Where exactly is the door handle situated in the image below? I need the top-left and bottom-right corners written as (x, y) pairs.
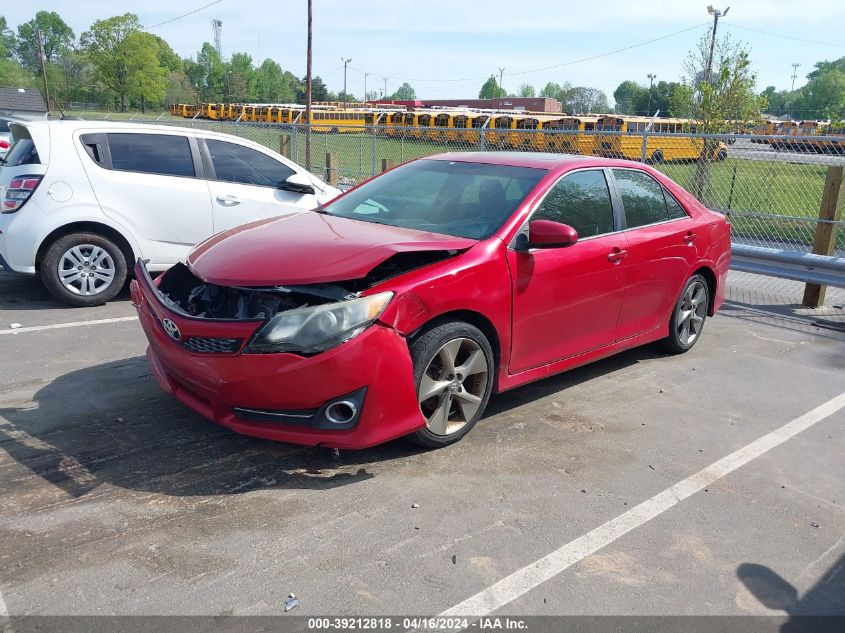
top-left (684, 231), bottom-right (697, 244)
top-left (216, 195), bottom-right (241, 206)
top-left (607, 248), bottom-right (628, 263)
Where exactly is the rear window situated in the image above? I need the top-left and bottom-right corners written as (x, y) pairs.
top-left (0, 119), bottom-right (10, 133)
top-left (3, 138), bottom-right (40, 166)
top-left (106, 133), bottom-right (195, 178)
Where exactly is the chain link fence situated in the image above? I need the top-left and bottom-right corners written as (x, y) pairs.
top-left (76, 113), bottom-right (845, 307)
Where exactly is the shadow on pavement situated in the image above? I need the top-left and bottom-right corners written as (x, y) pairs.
top-left (738, 555), bottom-right (845, 630)
top-left (0, 344), bottom-right (655, 500)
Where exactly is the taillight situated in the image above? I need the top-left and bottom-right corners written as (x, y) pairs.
top-left (0, 139), bottom-right (9, 150)
top-left (3, 175), bottom-right (43, 213)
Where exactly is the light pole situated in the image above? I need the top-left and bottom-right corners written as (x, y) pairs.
top-left (705, 6), bottom-right (730, 86)
top-left (383, 76), bottom-right (388, 100)
top-left (498, 67), bottom-right (505, 99)
top-left (646, 73), bottom-right (656, 116)
top-left (341, 57), bottom-right (352, 106)
top-left (364, 72), bottom-right (369, 104)
top-left (305, 0), bottom-right (313, 171)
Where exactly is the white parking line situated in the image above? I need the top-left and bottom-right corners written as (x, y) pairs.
top-left (441, 391), bottom-right (845, 617)
top-left (0, 316), bottom-right (137, 336)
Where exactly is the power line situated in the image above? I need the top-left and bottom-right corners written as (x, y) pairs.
top-left (145, 0), bottom-right (224, 30)
top-left (722, 22), bottom-right (845, 49)
top-left (346, 22), bottom-right (708, 84)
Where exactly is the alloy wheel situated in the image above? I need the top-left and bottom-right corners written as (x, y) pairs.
top-left (677, 280), bottom-right (707, 346)
top-left (57, 244), bottom-right (116, 296)
top-left (418, 337), bottom-right (489, 437)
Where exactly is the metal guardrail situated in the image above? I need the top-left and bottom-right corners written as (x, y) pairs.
top-left (731, 244), bottom-right (845, 288)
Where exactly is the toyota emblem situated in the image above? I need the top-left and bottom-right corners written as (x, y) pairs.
top-left (161, 318), bottom-right (181, 341)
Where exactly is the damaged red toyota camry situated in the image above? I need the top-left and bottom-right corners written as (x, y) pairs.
top-left (131, 152), bottom-right (730, 449)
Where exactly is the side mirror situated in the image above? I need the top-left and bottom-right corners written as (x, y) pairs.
top-left (279, 172), bottom-right (316, 195)
top-left (527, 220), bottom-right (578, 248)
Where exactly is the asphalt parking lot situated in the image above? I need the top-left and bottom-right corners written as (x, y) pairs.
top-left (0, 269), bottom-right (843, 624)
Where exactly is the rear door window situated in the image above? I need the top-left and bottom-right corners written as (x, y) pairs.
top-left (3, 139), bottom-right (40, 166)
top-left (613, 169), bottom-right (672, 228)
top-left (106, 133), bottom-right (195, 177)
top-left (205, 139), bottom-right (295, 187)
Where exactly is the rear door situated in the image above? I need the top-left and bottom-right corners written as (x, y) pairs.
top-left (611, 168), bottom-right (705, 340)
top-left (78, 130), bottom-right (214, 266)
top-left (200, 138), bottom-right (320, 233)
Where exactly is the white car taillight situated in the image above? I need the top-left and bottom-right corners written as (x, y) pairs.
top-left (0, 139), bottom-right (9, 150)
top-left (3, 175), bottom-right (43, 213)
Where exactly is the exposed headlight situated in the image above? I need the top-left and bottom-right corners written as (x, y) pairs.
top-left (246, 291), bottom-right (393, 354)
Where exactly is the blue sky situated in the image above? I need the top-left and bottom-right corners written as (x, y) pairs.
top-left (4, 0), bottom-right (845, 102)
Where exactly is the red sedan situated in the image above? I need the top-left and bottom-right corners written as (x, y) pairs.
top-left (131, 153), bottom-right (730, 449)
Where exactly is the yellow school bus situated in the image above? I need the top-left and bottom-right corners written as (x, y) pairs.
top-left (309, 109), bottom-right (368, 132)
top-left (484, 115), bottom-right (515, 147)
top-left (432, 111), bottom-right (459, 143)
top-left (384, 112), bottom-right (406, 137)
top-left (596, 116), bottom-right (727, 162)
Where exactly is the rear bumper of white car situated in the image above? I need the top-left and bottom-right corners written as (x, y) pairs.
top-left (0, 207), bottom-right (39, 274)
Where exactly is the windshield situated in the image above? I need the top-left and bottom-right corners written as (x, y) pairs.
top-left (322, 159), bottom-right (547, 239)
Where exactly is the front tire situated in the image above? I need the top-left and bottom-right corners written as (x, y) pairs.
top-left (661, 274), bottom-right (709, 354)
top-left (409, 320), bottom-right (495, 448)
top-left (41, 232), bottom-right (127, 307)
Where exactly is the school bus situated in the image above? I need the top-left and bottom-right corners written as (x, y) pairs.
top-left (384, 112), bottom-right (406, 137)
top-left (539, 116), bottom-right (600, 154)
top-left (432, 111), bottom-right (460, 143)
top-left (309, 109), bottom-right (369, 132)
top-left (484, 115), bottom-right (515, 147)
top-left (596, 116), bottom-right (728, 162)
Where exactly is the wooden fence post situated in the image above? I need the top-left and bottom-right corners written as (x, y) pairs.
top-left (381, 159), bottom-right (397, 173)
top-left (802, 165), bottom-right (844, 308)
top-left (279, 134), bottom-right (291, 158)
top-left (325, 152), bottom-right (338, 186)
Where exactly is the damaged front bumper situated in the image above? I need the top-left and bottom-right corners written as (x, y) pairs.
top-left (130, 261), bottom-right (426, 449)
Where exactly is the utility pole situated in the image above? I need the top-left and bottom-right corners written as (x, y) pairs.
top-left (305, 0), bottom-right (313, 171)
top-left (364, 72), bottom-right (369, 104)
top-left (790, 62), bottom-right (800, 92)
top-left (383, 76), bottom-right (388, 100)
top-left (647, 73), bottom-right (656, 116)
top-left (37, 29), bottom-right (50, 112)
top-left (704, 6), bottom-right (729, 86)
top-left (498, 67), bottom-right (505, 99)
top-left (341, 58), bottom-right (352, 107)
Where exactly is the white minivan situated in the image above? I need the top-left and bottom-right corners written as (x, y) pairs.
top-left (0, 120), bottom-right (342, 306)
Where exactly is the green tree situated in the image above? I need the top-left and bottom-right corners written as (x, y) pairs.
top-left (668, 83), bottom-right (694, 118)
top-left (255, 58), bottom-right (294, 102)
top-left (227, 52), bottom-right (256, 101)
top-left (125, 32), bottom-right (167, 112)
top-left (297, 75), bottom-right (329, 103)
top-left (539, 82), bottom-right (561, 99)
top-left (15, 11), bottom-right (74, 69)
top-left (479, 75), bottom-right (505, 99)
top-left (0, 58), bottom-right (37, 88)
top-left (152, 35), bottom-right (182, 73)
top-left (195, 42), bottom-right (226, 102)
top-left (0, 16), bottom-right (17, 60)
top-left (391, 82), bottom-right (416, 100)
top-left (613, 80), bottom-right (645, 114)
top-left (80, 13), bottom-right (161, 111)
top-left (806, 56), bottom-right (845, 81)
top-left (799, 69), bottom-right (845, 119)
top-left (518, 83), bottom-right (536, 97)
top-left (682, 32), bottom-right (764, 201)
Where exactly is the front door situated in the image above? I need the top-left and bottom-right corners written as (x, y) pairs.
top-left (507, 169), bottom-right (628, 374)
top-left (202, 139), bottom-right (321, 233)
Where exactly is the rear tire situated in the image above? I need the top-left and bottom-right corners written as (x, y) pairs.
top-left (660, 274), bottom-right (709, 354)
top-left (408, 320), bottom-right (495, 449)
top-left (40, 232), bottom-right (127, 307)
top-left (650, 149), bottom-right (665, 164)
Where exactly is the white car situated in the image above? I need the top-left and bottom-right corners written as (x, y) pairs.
top-left (0, 120), bottom-right (342, 306)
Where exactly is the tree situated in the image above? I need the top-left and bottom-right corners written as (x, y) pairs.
top-left (806, 56), bottom-right (845, 82)
top-left (227, 52), bottom-right (256, 101)
top-left (613, 80), bottom-right (645, 114)
top-left (518, 83), bottom-right (536, 97)
top-left (0, 17), bottom-right (16, 60)
top-left (255, 58), bottom-right (295, 102)
top-left (681, 31), bottom-right (764, 201)
top-left (80, 13), bottom-right (159, 111)
top-left (15, 11), bottom-right (74, 69)
top-left (0, 59), bottom-right (37, 89)
top-left (391, 82), bottom-right (416, 100)
top-left (152, 35), bottom-right (182, 73)
top-left (195, 42), bottom-right (226, 102)
top-left (567, 86), bottom-right (608, 113)
top-left (799, 69), bottom-right (845, 119)
top-left (539, 82), bottom-right (562, 99)
top-left (479, 75), bottom-right (505, 99)
top-left (125, 32), bottom-right (167, 112)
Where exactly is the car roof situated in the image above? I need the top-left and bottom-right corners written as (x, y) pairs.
top-left (17, 119), bottom-right (210, 137)
top-left (424, 151), bottom-right (606, 170)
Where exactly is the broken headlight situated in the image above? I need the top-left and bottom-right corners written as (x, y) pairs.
top-left (245, 291), bottom-right (393, 354)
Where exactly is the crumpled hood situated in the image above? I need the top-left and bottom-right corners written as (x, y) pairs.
top-left (187, 211), bottom-right (477, 286)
